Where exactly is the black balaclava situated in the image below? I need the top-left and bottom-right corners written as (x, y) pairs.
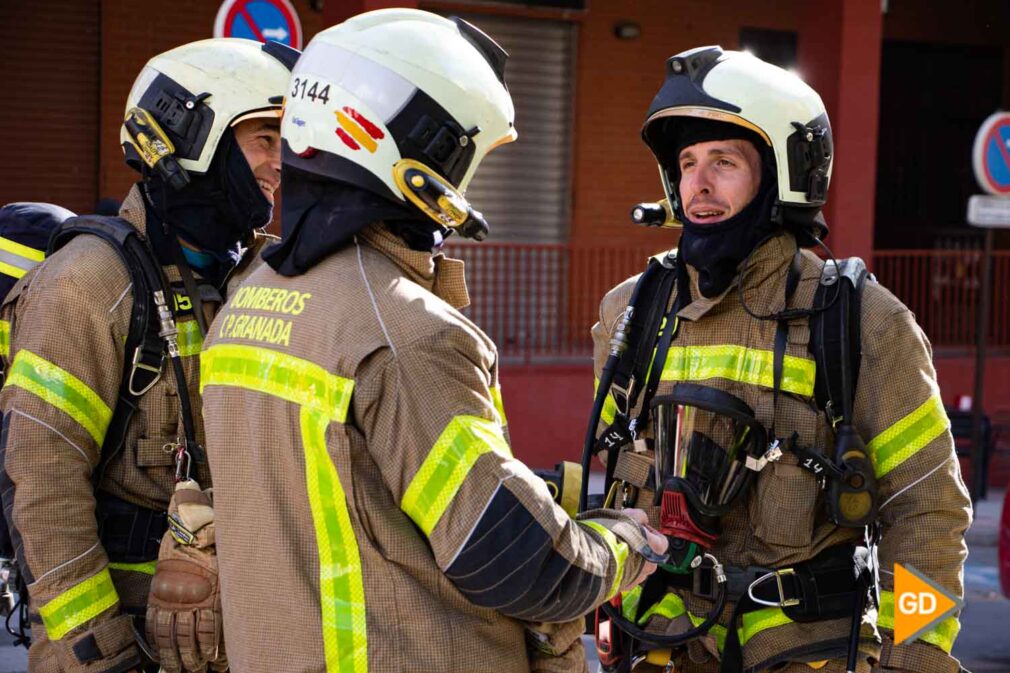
top-left (263, 166), bottom-right (449, 277)
top-left (143, 127), bottom-right (272, 282)
top-left (663, 117), bottom-right (779, 298)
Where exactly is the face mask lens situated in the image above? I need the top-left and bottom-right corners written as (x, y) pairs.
top-left (653, 384), bottom-right (765, 516)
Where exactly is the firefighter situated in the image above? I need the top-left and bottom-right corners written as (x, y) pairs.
top-left (199, 9), bottom-right (666, 673)
top-left (589, 47), bottom-right (971, 672)
top-left (0, 38), bottom-right (297, 672)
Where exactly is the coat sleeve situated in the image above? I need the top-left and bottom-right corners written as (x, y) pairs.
top-left (853, 305), bottom-right (971, 672)
top-left (0, 268), bottom-right (141, 671)
top-left (353, 326), bottom-right (650, 623)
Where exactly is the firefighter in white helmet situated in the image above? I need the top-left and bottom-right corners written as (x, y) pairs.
top-left (200, 9), bottom-right (667, 672)
top-left (0, 38), bottom-right (297, 672)
top-left (589, 46), bottom-right (970, 672)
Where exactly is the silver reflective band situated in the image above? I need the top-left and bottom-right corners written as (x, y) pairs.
top-left (0, 236), bottom-right (46, 279)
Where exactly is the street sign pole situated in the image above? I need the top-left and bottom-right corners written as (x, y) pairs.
top-left (966, 110), bottom-right (1010, 502)
top-left (969, 227), bottom-right (992, 503)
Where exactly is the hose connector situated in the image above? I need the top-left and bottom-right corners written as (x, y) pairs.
top-left (609, 306), bottom-right (634, 357)
top-left (153, 290), bottom-right (181, 358)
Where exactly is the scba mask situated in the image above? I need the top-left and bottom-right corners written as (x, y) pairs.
top-left (651, 383), bottom-right (780, 568)
top-left (591, 383), bottom-right (785, 655)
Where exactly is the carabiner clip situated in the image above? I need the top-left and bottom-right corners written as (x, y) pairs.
top-left (174, 443), bottom-right (192, 483)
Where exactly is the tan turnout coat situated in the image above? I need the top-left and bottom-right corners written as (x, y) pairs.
top-left (200, 224), bottom-right (649, 673)
top-left (0, 185), bottom-right (268, 672)
top-left (592, 233), bottom-right (971, 672)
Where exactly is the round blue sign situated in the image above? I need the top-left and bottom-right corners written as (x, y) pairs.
top-left (972, 111), bottom-right (1010, 195)
top-left (214, 0), bottom-right (302, 50)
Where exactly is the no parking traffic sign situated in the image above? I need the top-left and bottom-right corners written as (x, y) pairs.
top-left (972, 111), bottom-right (1010, 196)
top-left (214, 0), bottom-right (303, 50)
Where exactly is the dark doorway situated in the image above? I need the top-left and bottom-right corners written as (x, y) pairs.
top-left (875, 41), bottom-right (1003, 250)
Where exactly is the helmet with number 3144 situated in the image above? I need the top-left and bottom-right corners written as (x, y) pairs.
top-left (281, 8), bottom-right (516, 241)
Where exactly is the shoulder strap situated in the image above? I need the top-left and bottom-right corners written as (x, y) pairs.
top-left (598, 254), bottom-right (679, 496)
top-left (609, 252), bottom-right (679, 421)
top-left (809, 257), bottom-right (868, 427)
top-left (49, 216), bottom-right (169, 481)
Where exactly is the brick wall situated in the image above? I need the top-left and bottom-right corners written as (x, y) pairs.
top-left (568, 0), bottom-right (804, 249)
top-left (0, 0), bottom-right (100, 213)
top-left (2, 0), bottom-right (1008, 235)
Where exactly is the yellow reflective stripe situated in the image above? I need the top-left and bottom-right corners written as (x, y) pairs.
top-left (739, 606), bottom-right (793, 646)
top-left (204, 343), bottom-right (366, 669)
top-left (201, 344), bottom-right (354, 423)
top-left (176, 319), bottom-right (203, 357)
top-left (0, 320), bottom-right (9, 358)
top-left (108, 561), bottom-right (157, 575)
top-left (0, 261), bottom-right (27, 280)
top-left (638, 591), bottom-right (686, 623)
top-left (0, 235), bottom-right (45, 263)
top-left (595, 377), bottom-right (618, 426)
top-left (621, 585), bottom-right (643, 621)
top-left (301, 407), bottom-right (367, 673)
top-left (7, 350), bottom-right (112, 444)
top-left (491, 385), bottom-right (508, 427)
top-left (619, 589), bottom-right (731, 651)
top-left (661, 344), bottom-right (816, 397)
top-left (578, 520), bottom-right (629, 600)
top-left (625, 590), bottom-right (788, 650)
top-left (868, 394), bottom-right (950, 478)
top-left (687, 612), bottom-right (728, 650)
top-left (878, 589), bottom-right (960, 652)
top-left (401, 415), bottom-right (512, 536)
top-left (39, 568), bottom-right (118, 640)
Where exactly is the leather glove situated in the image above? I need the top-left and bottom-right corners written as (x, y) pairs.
top-left (146, 480), bottom-right (226, 673)
top-left (526, 618), bottom-right (588, 673)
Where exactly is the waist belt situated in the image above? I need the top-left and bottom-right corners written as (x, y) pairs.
top-left (710, 544), bottom-right (873, 673)
top-left (95, 491), bottom-right (167, 563)
top-left (687, 549), bottom-right (868, 621)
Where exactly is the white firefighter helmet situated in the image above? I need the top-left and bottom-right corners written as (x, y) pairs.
top-left (282, 8), bottom-right (516, 207)
top-left (121, 38), bottom-right (299, 174)
top-left (642, 46), bottom-right (833, 212)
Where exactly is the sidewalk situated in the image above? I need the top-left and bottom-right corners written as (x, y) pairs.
top-left (953, 488), bottom-right (1010, 672)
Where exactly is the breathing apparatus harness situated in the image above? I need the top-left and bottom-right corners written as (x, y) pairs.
top-left (0, 210), bottom-right (205, 648)
top-left (581, 253), bottom-right (733, 662)
top-left (31, 107), bottom-right (216, 618)
top-left (580, 225), bottom-right (880, 672)
top-left (122, 102), bottom-right (216, 478)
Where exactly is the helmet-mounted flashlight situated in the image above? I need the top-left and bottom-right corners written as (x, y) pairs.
top-left (392, 159), bottom-right (490, 241)
top-left (123, 107), bottom-right (190, 191)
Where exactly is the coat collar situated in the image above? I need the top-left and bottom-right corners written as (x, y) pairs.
top-left (359, 223), bottom-right (470, 310)
top-left (677, 232), bottom-right (799, 321)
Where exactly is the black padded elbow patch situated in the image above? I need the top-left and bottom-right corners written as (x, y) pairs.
top-left (445, 485), bottom-right (604, 620)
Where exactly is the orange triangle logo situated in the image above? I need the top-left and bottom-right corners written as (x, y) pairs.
top-left (893, 563), bottom-right (962, 645)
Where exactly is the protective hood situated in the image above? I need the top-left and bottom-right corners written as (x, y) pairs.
top-left (263, 165), bottom-right (442, 277)
top-left (144, 126), bottom-right (271, 270)
top-left (672, 117), bottom-right (780, 297)
top-left (679, 169), bottom-right (779, 298)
